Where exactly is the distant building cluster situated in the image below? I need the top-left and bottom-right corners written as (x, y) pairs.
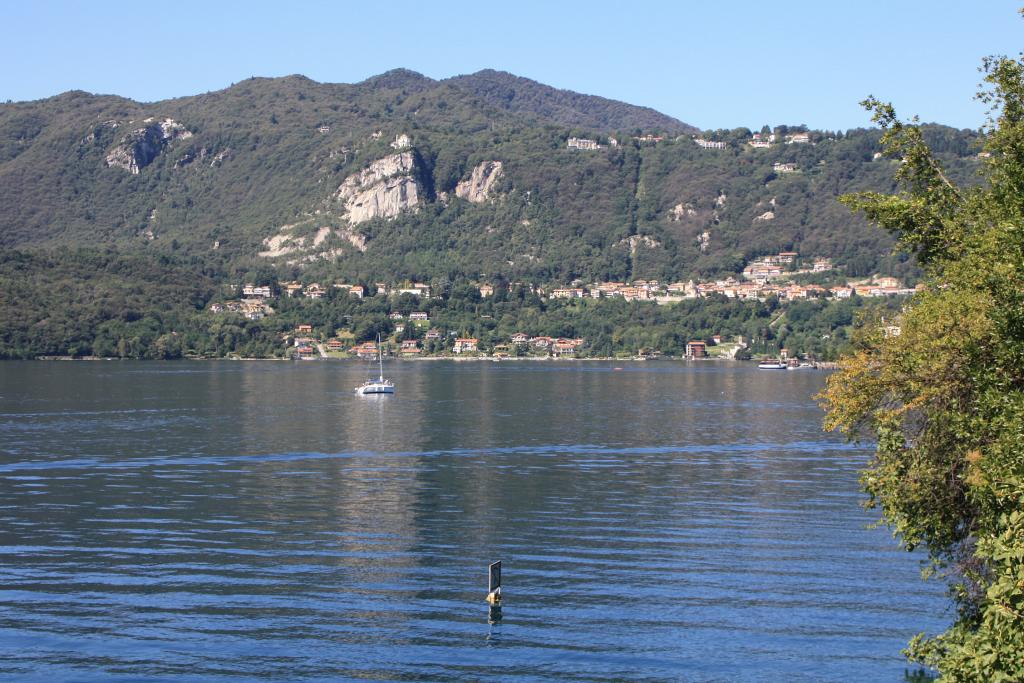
top-left (522, 252), bottom-right (915, 304)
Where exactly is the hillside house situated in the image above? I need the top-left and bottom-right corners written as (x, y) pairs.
top-left (784, 285), bottom-right (808, 299)
top-left (830, 286), bottom-right (854, 299)
top-left (694, 137), bottom-right (727, 149)
top-left (551, 340), bottom-right (578, 357)
top-left (804, 285), bottom-right (827, 297)
top-left (409, 312), bottom-right (429, 321)
top-left (785, 132), bottom-right (810, 144)
top-left (242, 284), bottom-right (273, 298)
top-left (743, 263), bottom-right (784, 281)
top-left (668, 281), bottom-right (698, 297)
top-left (400, 340), bottom-right (421, 354)
top-left (686, 340), bottom-right (707, 359)
top-left (453, 338), bottom-right (479, 354)
top-left (327, 339), bottom-right (344, 351)
top-left (426, 328), bottom-right (442, 340)
top-left (296, 324), bottom-right (313, 334)
top-left (478, 284), bottom-right (494, 297)
top-left (389, 312), bottom-right (404, 320)
top-left (567, 137), bottom-right (601, 150)
top-left (352, 342), bottom-right (378, 360)
top-left (773, 162), bottom-right (798, 173)
top-left (304, 283), bottom-right (326, 299)
top-left (511, 333), bottom-right (529, 345)
top-left (620, 286), bottom-right (651, 301)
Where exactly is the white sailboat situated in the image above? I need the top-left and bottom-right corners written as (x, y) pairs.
top-left (355, 335), bottom-right (395, 395)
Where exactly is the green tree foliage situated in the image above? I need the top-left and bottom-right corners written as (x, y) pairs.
top-left (0, 244), bottom-right (867, 360)
top-left (821, 50), bottom-right (1024, 681)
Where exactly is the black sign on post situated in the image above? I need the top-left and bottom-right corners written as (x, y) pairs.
top-left (488, 561), bottom-right (502, 594)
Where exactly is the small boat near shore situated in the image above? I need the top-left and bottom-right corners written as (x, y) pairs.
top-left (758, 359), bottom-right (787, 370)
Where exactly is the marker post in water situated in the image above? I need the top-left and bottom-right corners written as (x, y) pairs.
top-left (486, 560), bottom-right (502, 604)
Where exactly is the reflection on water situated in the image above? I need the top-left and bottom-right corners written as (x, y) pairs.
top-left (0, 361), bottom-right (944, 681)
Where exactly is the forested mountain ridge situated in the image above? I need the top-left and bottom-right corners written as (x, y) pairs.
top-left (443, 69), bottom-right (697, 134)
top-left (0, 70), bottom-right (982, 286)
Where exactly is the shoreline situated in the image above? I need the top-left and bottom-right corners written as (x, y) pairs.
top-left (31, 355), bottom-right (838, 368)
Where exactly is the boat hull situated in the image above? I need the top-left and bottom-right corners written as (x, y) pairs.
top-left (355, 381), bottom-right (395, 395)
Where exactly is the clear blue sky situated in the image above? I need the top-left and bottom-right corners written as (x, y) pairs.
top-left (1, 1), bottom-right (1020, 131)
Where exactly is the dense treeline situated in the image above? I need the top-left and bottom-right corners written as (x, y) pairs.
top-left (1, 248), bottom-right (898, 361)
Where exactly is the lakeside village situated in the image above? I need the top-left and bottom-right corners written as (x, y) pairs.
top-left (209, 251), bottom-right (915, 362)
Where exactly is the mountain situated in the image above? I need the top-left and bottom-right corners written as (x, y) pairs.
top-left (444, 69), bottom-right (696, 135)
top-left (0, 70), bottom-right (982, 286)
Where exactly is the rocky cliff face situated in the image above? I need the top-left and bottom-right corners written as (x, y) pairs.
top-left (455, 160), bottom-right (503, 203)
top-left (334, 152), bottom-right (421, 224)
top-left (105, 118), bottom-right (193, 174)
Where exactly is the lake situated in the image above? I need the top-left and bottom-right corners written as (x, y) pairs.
top-left (0, 360), bottom-right (945, 681)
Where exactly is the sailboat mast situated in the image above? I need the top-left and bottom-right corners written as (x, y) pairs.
top-left (378, 333), bottom-right (384, 381)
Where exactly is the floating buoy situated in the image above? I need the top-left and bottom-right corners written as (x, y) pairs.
top-left (486, 560), bottom-right (502, 604)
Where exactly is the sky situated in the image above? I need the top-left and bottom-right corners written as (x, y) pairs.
top-left (1, 1), bottom-right (1020, 131)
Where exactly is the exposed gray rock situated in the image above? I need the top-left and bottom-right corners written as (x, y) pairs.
top-left (619, 234), bottom-right (662, 256)
top-left (669, 202), bottom-right (697, 221)
top-left (334, 152), bottom-right (421, 224)
top-left (455, 161), bottom-right (503, 203)
top-left (105, 118), bottom-right (193, 174)
top-left (699, 230), bottom-right (711, 252)
top-left (209, 148), bottom-right (232, 167)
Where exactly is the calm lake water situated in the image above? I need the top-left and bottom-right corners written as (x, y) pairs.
top-left (0, 360), bottom-right (945, 682)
